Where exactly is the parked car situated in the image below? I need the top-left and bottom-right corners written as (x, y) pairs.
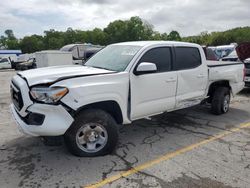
top-left (213, 44), bottom-right (236, 59)
top-left (0, 57), bottom-right (12, 69)
top-left (202, 47), bottom-right (219, 61)
top-left (15, 58), bottom-right (37, 70)
top-left (221, 50), bottom-right (238, 62)
top-left (220, 42), bottom-right (250, 87)
top-left (10, 41), bottom-right (245, 157)
top-left (236, 42), bottom-right (250, 87)
top-left (60, 44), bottom-right (103, 65)
top-left (245, 61), bottom-right (250, 87)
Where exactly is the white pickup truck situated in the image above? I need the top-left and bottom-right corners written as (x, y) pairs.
top-left (10, 41), bottom-right (245, 157)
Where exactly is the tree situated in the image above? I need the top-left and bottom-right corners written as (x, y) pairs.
top-left (0, 29), bottom-right (19, 49)
top-left (20, 35), bottom-right (44, 53)
top-left (168, 31), bottom-right (181, 41)
top-left (104, 19), bottom-right (128, 43)
top-left (43, 29), bottom-right (65, 49)
top-left (2, 17), bottom-right (250, 53)
top-left (104, 16), bottom-right (154, 43)
top-left (5, 30), bottom-right (16, 40)
top-left (126, 16), bottom-right (154, 41)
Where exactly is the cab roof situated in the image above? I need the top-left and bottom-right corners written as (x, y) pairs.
top-left (113, 41), bottom-right (200, 48)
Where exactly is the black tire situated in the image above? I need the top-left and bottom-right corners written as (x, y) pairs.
top-left (211, 87), bottom-right (230, 115)
top-left (64, 109), bottom-right (118, 157)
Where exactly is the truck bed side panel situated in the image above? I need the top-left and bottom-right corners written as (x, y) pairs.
top-left (208, 62), bottom-right (245, 95)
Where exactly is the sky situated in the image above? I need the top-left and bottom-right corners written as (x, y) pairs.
top-left (1, 0), bottom-right (250, 38)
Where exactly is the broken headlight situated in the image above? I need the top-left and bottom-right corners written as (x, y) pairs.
top-left (30, 87), bottom-right (68, 104)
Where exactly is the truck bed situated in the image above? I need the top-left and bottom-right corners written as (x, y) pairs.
top-left (207, 60), bottom-right (245, 96)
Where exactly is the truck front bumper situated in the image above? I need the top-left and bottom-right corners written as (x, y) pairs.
top-left (10, 103), bottom-right (74, 136)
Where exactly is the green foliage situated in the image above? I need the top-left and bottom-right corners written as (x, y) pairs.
top-left (183, 27), bottom-right (250, 46)
top-left (168, 31), bottom-right (181, 41)
top-left (1, 17), bottom-right (250, 53)
top-left (19, 35), bottom-right (44, 53)
top-left (0, 29), bottom-right (19, 49)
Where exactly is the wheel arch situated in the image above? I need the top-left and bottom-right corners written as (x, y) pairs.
top-left (75, 100), bottom-right (123, 124)
top-left (207, 80), bottom-right (231, 101)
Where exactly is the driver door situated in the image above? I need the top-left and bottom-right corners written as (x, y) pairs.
top-left (130, 47), bottom-right (177, 120)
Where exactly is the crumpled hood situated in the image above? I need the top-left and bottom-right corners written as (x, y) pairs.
top-left (18, 65), bottom-right (115, 86)
top-left (236, 42), bottom-right (250, 61)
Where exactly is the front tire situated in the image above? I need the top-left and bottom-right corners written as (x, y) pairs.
top-left (211, 87), bottom-right (230, 115)
top-left (64, 109), bottom-right (118, 157)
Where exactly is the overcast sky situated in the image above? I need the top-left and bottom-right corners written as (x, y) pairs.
top-left (1, 0), bottom-right (250, 38)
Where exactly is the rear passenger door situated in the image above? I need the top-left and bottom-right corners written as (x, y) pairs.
top-left (130, 47), bottom-right (177, 120)
top-left (174, 46), bottom-right (208, 109)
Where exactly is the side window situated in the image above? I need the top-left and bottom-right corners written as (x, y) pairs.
top-left (0, 58), bottom-right (8, 63)
top-left (174, 47), bottom-right (201, 70)
top-left (138, 47), bottom-right (172, 72)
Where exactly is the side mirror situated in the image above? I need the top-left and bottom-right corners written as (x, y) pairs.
top-left (134, 62), bottom-right (157, 75)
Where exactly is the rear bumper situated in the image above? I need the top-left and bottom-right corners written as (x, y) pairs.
top-left (10, 103), bottom-right (74, 136)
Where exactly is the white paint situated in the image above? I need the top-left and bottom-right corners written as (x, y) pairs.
top-left (10, 104), bottom-right (73, 136)
top-left (0, 57), bottom-right (12, 69)
top-left (10, 41), bottom-right (245, 137)
top-left (35, 50), bottom-right (73, 68)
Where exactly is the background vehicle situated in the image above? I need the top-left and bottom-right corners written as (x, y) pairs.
top-left (221, 50), bottom-right (238, 62)
top-left (60, 44), bottom-right (103, 65)
top-left (10, 41), bottom-right (245, 157)
top-left (15, 58), bottom-right (37, 70)
top-left (213, 44), bottom-right (236, 59)
top-left (220, 42), bottom-right (250, 87)
top-left (236, 42), bottom-right (250, 87)
top-left (0, 57), bottom-right (12, 69)
top-left (35, 50), bottom-right (73, 68)
top-left (0, 50), bottom-right (21, 62)
top-left (245, 60), bottom-right (250, 87)
top-left (203, 47), bottom-right (219, 61)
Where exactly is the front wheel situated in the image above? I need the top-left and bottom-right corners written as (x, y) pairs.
top-left (64, 109), bottom-right (118, 157)
top-left (211, 87), bottom-right (230, 115)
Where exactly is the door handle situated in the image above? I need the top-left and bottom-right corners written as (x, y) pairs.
top-left (197, 74), bottom-right (205, 78)
top-left (165, 78), bottom-right (176, 83)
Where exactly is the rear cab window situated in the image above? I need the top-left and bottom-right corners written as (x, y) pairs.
top-left (174, 47), bottom-right (201, 70)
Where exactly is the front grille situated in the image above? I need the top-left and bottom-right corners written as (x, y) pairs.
top-left (11, 82), bottom-right (24, 111)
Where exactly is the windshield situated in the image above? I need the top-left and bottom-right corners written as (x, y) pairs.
top-left (85, 45), bottom-right (142, 72)
top-left (60, 45), bottom-right (75, 51)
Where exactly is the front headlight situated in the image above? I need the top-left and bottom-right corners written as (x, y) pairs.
top-left (30, 87), bottom-right (68, 104)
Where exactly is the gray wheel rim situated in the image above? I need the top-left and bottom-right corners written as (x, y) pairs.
top-left (76, 123), bottom-right (108, 153)
top-left (223, 95), bottom-right (230, 112)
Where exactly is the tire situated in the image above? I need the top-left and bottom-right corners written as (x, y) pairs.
top-left (64, 109), bottom-right (118, 157)
top-left (211, 87), bottom-right (230, 115)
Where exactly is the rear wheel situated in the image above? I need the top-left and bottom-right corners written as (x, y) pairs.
top-left (64, 109), bottom-right (118, 157)
top-left (211, 87), bottom-right (230, 115)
